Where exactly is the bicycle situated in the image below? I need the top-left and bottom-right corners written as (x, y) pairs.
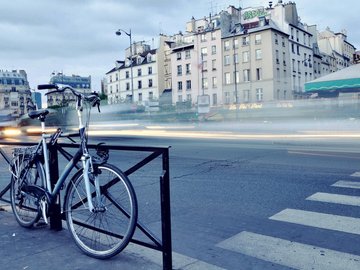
top-left (9, 84), bottom-right (138, 259)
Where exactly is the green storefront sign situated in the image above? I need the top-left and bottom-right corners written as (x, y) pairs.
top-left (243, 8), bottom-right (268, 21)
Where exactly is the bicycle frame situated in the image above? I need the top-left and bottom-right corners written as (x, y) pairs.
top-left (38, 106), bottom-right (97, 213)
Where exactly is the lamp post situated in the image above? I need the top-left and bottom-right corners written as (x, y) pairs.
top-left (116, 28), bottom-right (134, 103)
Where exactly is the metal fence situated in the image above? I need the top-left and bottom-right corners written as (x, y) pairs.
top-left (0, 140), bottom-right (172, 270)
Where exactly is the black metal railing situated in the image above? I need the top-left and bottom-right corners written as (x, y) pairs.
top-left (0, 141), bottom-right (172, 270)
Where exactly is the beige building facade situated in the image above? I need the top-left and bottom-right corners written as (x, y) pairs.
top-left (0, 70), bottom-right (31, 117)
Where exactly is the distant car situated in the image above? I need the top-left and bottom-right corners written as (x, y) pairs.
top-left (0, 111), bottom-right (20, 137)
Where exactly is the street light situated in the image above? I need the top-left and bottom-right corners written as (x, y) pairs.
top-left (116, 28), bottom-right (134, 103)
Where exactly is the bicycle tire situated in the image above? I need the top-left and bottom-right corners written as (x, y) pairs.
top-left (10, 158), bottom-right (45, 228)
top-left (64, 163), bottom-right (138, 259)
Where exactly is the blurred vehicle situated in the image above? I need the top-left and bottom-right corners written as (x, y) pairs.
top-left (0, 110), bottom-right (20, 137)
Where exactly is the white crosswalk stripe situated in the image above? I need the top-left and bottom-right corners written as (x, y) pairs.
top-left (217, 231), bottom-right (360, 270)
top-left (332, 180), bottom-right (360, 189)
top-left (307, 192), bottom-right (360, 206)
top-left (269, 208), bottom-right (360, 235)
top-left (350, 172), bottom-right (360, 177)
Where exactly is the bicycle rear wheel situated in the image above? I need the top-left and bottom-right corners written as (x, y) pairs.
top-left (10, 159), bottom-right (45, 228)
top-left (64, 163), bottom-right (138, 259)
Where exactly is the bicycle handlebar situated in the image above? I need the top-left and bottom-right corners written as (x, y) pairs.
top-left (38, 83), bottom-right (101, 112)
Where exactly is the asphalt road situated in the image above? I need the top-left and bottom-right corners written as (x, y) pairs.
top-left (89, 134), bottom-right (360, 269)
top-left (1, 132), bottom-right (360, 269)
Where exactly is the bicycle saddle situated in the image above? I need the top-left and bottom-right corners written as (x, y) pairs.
top-left (28, 109), bottom-right (49, 120)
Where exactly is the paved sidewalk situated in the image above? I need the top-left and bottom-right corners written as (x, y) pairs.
top-left (0, 205), bottom-right (163, 270)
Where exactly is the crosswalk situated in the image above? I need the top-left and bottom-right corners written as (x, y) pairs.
top-left (216, 171), bottom-right (360, 269)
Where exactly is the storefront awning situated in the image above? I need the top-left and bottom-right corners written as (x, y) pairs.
top-left (305, 64), bottom-right (360, 93)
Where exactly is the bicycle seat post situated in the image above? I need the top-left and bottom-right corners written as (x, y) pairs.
top-left (40, 115), bottom-right (46, 134)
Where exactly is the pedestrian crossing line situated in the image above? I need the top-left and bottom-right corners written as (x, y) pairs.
top-left (269, 208), bottom-right (360, 235)
top-left (217, 231), bottom-right (360, 270)
top-left (332, 180), bottom-right (360, 189)
top-left (350, 172), bottom-right (360, 177)
top-left (307, 192), bottom-right (360, 207)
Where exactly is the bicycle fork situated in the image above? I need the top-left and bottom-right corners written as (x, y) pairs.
top-left (82, 155), bottom-right (103, 213)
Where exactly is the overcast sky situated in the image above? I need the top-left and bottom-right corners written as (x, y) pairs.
top-left (1, 0), bottom-right (359, 93)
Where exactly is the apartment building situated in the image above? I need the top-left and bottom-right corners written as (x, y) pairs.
top-left (0, 69), bottom-right (32, 117)
top-left (106, 1), bottom-right (356, 107)
top-left (106, 35), bottom-right (173, 105)
top-left (47, 73), bottom-right (92, 107)
top-left (170, 10), bottom-right (234, 106)
top-left (222, 21), bottom-right (291, 104)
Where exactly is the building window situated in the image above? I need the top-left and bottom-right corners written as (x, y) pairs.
top-left (149, 91), bottom-right (154, 100)
top-left (211, 32), bottom-right (216, 40)
top-left (201, 47), bottom-right (207, 55)
top-left (242, 36), bottom-right (249, 46)
top-left (148, 79), bottom-right (153, 87)
top-left (255, 49), bottom-right (262, 60)
top-left (201, 33), bottom-right (206, 42)
top-left (225, 72), bottom-right (231, 85)
top-left (233, 38), bottom-right (239, 49)
top-left (242, 51), bottom-right (249, 63)
top-left (186, 63), bottom-right (191, 74)
top-left (202, 60), bottom-right (207, 71)
top-left (138, 93), bottom-right (142, 102)
top-left (115, 73), bottom-right (119, 81)
top-left (212, 59), bottom-right (216, 70)
top-left (126, 71), bottom-right (129, 78)
top-left (177, 65), bottom-right (182, 76)
top-left (243, 69), bottom-right (250, 82)
top-left (148, 67), bottom-right (153, 75)
top-left (224, 40), bottom-right (230, 51)
top-left (126, 82), bottom-right (130, 90)
top-left (256, 88), bottom-right (263, 102)
top-left (275, 33), bottom-right (278, 44)
top-left (185, 50), bottom-right (191, 59)
top-left (224, 55), bottom-right (230, 66)
top-left (256, 68), bottom-right (262, 80)
top-left (235, 71), bottom-right (239, 84)
top-left (187, 94), bottom-right (192, 101)
top-left (234, 53), bottom-right (239, 64)
top-left (178, 81), bottom-right (183, 91)
top-left (212, 45), bottom-right (216, 55)
top-left (177, 52), bottom-right (181, 60)
top-left (202, 78), bottom-right (208, 89)
top-left (110, 75), bottom-right (113, 83)
top-left (255, 34), bottom-right (261, 45)
top-left (212, 77), bottom-right (217, 88)
top-left (137, 68), bottom-right (142, 76)
top-left (138, 80), bottom-right (142, 89)
top-left (186, 80), bottom-right (191, 90)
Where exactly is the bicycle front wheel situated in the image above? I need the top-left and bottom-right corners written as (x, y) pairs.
top-left (10, 159), bottom-right (45, 228)
top-left (64, 163), bottom-right (138, 259)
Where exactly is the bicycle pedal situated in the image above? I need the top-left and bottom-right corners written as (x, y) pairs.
top-left (34, 220), bottom-right (48, 228)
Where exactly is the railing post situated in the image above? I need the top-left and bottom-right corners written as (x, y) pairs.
top-left (161, 148), bottom-right (172, 270)
top-left (48, 142), bottom-right (62, 231)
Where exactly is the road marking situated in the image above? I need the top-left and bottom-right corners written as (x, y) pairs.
top-left (332, 180), bottom-right (360, 189)
top-left (126, 243), bottom-right (226, 270)
top-left (351, 172), bottom-right (360, 177)
top-left (307, 192), bottom-right (360, 207)
top-left (217, 231), bottom-right (360, 270)
top-left (288, 150), bottom-right (360, 159)
top-left (269, 208), bottom-right (360, 235)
